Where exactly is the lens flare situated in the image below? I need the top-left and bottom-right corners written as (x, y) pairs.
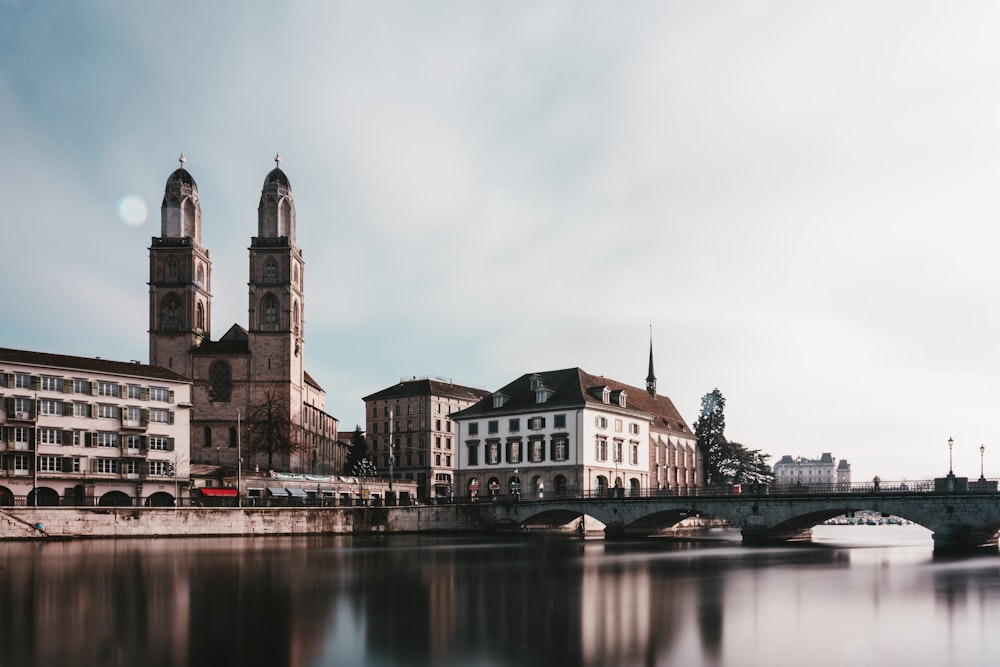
top-left (118, 195), bottom-right (148, 226)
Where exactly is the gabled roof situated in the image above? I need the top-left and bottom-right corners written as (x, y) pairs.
top-left (192, 324), bottom-right (250, 356)
top-left (0, 348), bottom-right (189, 383)
top-left (452, 367), bottom-right (692, 435)
top-left (364, 377), bottom-right (491, 403)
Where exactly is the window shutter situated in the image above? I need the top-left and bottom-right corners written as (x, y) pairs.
top-left (168, 390), bottom-right (175, 403)
top-left (3, 397), bottom-right (12, 415)
top-left (89, 404), bottom-right (97, 419)
top-left (30, 376), bottom-right (40, 391)
top-left (62, 402), bottom-right (72, 417)
top-left (61, 429), bottom-right (71, 445)
top-left (84, 432), bottom-right (93, 448)
top-left (118, 384), bottom-right (126, 399)
top-left (5, 455), bottom-right (14, 474)
top-left (90, 458), bottom-right (99, 473)
top-left (166, 438), bottom-right (174, 452)
top-left (2, 374), bottom-right (10, 388)
top-left (141, 387), bottom-right (149, 401)
top-left (62, 379), bottom-right (73, 394)
top-left (90, 382), bottom-right (97, 397)
top-left (61, 457), bottom-right (73, 473)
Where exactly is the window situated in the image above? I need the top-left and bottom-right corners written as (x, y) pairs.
top-left (487, 421), bottom-right (498, 434)
top-left (38, 456), bottom-right (60, 472)
top-left (554, 414), bottom-right (566, 429)
top-left (39, 429), bottom-right (62, 445)
top-left (97, 432), bottom-right (117, 448)
top-left (492, 395), bottom-right (506, 408)
top-left (528, 417), bottom-right (544, 430)
top-left (40, 399), bottom-right (61, 415)
top-left (435, 436), bottom-right (441, 449)
top-left (12, 455), bottom-right (29, 474)
top-left (595, 437), bottom-right (608, 462)
top-left (15, 373), bottom-right (31, 389)
top-left (95, 458), bottom-right (118, 474)
top-left (507, 440), bottom-right (521, 464)
top-left (613, 440), bottom-right (623, 464)
top-left (148, 460), bottom-right (169, 476)
top-left (146, 435), bottom-right (168, 451)
top-left (435, 419), bottom-right (441, 431)
top-left (209, 360), bottom-right (232, 402)
top-left (553, 438), bottom-right (568, 461)
top-left (73, 431), bottom-right (83, 447)
top-left (509, 418), bottom-right (520, 432)
top-left (73, 379), bottom-right (90, 394)
top-left (74, 402), bottom-right (89, 417)
top-left (487, 441), bottom-right (500, 465)
top-left (166, 257), bottom-right (178, 279)
top-left (467, 442), bottom-right (479, 466)
top-left (124, 406), bottom-right (141, 423)
top-left (98, 381), bottom-right (118, 397)
top-left (615, 419), bottom-right (623, 433)
top-left (41, 376), bottom-right (61, 392)
top-left (150, 409), bottom-right (171, 424)
top-left (262, 294), bottom-right (279, 326)
top-left (123, 460), bottom-right (141, 476)
top-left (229, 427), bottom-right (238, 448)
top-left (98, 404), bottom-right (117, 419)
top-left (595, 416), bottom-right (608, 429)
top-left (468, 422), bottom-right (479, 436)
top-left (127, 384), bottom-right (142, 400)
top-left (125, 435), bottom-right (142, 450)
top-left (530, 439), bottom-right (545, 463)
top-left (435, 453), bottom-right (441, 466)
top-left (264, 257), bottom-right (278, 282)
top-left (149, 387), bottom-right (170, 402)
top-left (629, 422), bottom-right (640, 435)
top-left (446, 437), bottom-right (452, 450)
top-left (13, 397), bottom-right (31, 416)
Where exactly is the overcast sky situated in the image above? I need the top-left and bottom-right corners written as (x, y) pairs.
top-left (3, 1), bottom-right (999, 482)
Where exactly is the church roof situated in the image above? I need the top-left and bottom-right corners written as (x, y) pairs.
top-left (263, 167), bottom-right (291, 191)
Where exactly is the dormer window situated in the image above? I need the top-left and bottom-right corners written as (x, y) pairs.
top-left (529, 374), bottom-right (543, 391)
top-left (535, 388), bottom-right (551, 404)
top-left (611, 389), bottom-right (627, 408)
top-left (492, 394), bottom-right (507, 409)
top-left (602, 387), bottom-right (610, 403)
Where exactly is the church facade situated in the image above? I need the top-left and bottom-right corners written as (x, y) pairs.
top-left (148, 157), bottom-right (343, 475)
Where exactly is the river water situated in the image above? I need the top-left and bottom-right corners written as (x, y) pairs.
top-left (1, 525), bottom-right (997, 667)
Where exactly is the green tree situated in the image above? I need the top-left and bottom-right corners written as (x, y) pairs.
top-left (344, 426), bottom-right (369, 475)
top-left (694, 389), bottom-right (773, 487)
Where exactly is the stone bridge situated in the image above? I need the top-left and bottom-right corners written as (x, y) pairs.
top-left (488, 490), bottom-right (1000, 551)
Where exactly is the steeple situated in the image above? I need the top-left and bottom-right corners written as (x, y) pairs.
top-left (646, 324), bottom-right (656, 396)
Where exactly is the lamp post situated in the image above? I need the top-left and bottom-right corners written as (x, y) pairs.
top-left (948, 437), bottom-right (954, 477)
top-left (980, 444), bottom-right (986, 482)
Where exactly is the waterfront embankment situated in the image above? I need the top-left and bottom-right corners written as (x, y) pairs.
top-left (0, 505), bottom-right (493, 540)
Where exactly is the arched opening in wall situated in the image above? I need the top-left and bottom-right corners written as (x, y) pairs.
top-left (531, 475), bottom-right (544, 498)
top-left (196, 263), bottom-right (205, 286)
top-left (629, 477), bottom-right (641, 497)
top-left (68, 484), bottom-right (87, 506)
top-left (27, 487), bottom-right (59, 507)
top-left (292, 300), bottom-right (299, 335)
top-left (204, 427), bottom-right (213, 448)
top-left (166, 257), bottom-right (179, 280)
top-left (594, 475), bottom-right (608, 498)
top-left (196, 302), bottom-right (205, 332)
top-left (487, 477), bottom-right (500, 499)
top-left (99, 491), bottom-right (132, 507)
top-left (508, 474), bottom-right (521, 497)
top-left (262, 294), bottom-right (279, 329)
top-left (209, 360), bottom-right (232, 402)
top-left (279, 199), bottom-right (292, 236)
top-left (228, 426), bottom-right (238, 448)
top-left (0, 486), bottom-right (14, 506)
top-left (182, 198), bottom-right (196, 236)
top-left (145, 492), bottom-right (175, 507)
top-left (264, 257), bottom-right (278, 282)
top-left (467, 477), bottom-right (479, 500)
top-left (161, 294), bottom-right (182, 330)
top-left (554, 475), bottom-right (567, 497)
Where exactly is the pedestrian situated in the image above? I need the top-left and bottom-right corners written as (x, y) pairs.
top-left (873, 475), bottom-right (880, 492)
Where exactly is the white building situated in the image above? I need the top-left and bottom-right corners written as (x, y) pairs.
top-left (452, 366), bottom-right (699, 499)
top-left (0, 348), bottom-right (192, 506)
top-left (773, 452), bottom-right (851, 489)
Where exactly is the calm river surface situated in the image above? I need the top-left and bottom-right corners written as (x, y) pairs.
top-left (1, 525), bottom-right (998, 667)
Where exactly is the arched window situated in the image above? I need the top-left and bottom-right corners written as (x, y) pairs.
top-left (208, 360), bottom-right (232, 402)
top-left (228, 426), bottom-right (238, 448)
top-left (554, 474), bottom-right (568, 497)
top-left (196, 302), bottom-right (205, 331)
top-left (162, 294), bottom-right (182, 330)
top-left (264, 257), bottom-right (278, 282)
top-left (262, 294), bottom-right (279, 328)
top-left (166, 257), bottom-right (179, 280)
top-left (292, 300), bottom-right (299, 335)
top-left (196, 263), bottom-right (205, 285)
top-left (203, 427), bottom-right (212, 448)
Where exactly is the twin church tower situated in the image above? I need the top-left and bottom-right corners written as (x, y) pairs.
top-left (148, 155), bottom-right (340, 474)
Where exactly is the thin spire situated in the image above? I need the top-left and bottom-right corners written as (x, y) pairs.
top-left (178, 152), bottom-right (186, 168)
top-left (646, 323), bottom-right (657, 396)
top-left (274, 152), bottom-right (281, 168)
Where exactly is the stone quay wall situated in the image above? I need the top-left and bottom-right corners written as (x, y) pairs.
top-left (0, 505), bottom-right (492, 540)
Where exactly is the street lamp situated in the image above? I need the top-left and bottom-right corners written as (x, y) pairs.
top-left (948, 437), bottom-right (954, 477)
top-left (980, 444), bottom-right (986, 482)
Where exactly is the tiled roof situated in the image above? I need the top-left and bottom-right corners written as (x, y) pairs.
top-left (363, 378), bottom-right (492, 402)
top-left (451, 367), bottom-right (692, 435)
top-left (0, 347), bottom-right (190, 382)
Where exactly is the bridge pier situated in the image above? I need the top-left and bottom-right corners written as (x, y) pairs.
top-left (741, 525), bottom-right (813, 545)
top-left (931, 524), bottom-right (999, 553)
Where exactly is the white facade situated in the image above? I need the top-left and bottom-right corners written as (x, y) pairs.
top-left (0, 349), bottom-right (192, 506)
top-left (773, 452), bottom-right (850, 488)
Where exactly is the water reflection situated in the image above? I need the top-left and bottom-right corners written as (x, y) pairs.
top-left (0, 526), bottom-right (998, 667)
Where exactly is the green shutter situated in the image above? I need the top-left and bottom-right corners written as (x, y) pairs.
top-left (3, 397), bottom-right (11, 415)
top-left (30, 375), bottom-right (40, 391)
top-left (62, 379), bottom-right (73, 394)
top-left (141, 387), bottom-right (150, 401)
top-left (118, 384), bottom-right (125, 399)
top-left (89, 404), bottom-right (97, 419)
top-left (167, 437), bottom-right (174, 452)
top-left (168, 411), bottom-right (174, 425)
top-left (2, 374), bottom-right (10, 389)
top-left (140, 409), bottom-right (149, 425)
top-left (168, 390), bottom-right (175, 403)
top-left (62, 402), bottom-right (73, 417)
top-left (90, 458), bottom-right (98, 473)
top-left (90, 382), bottom-right (97, 397)
top-left (140, 436), bottom-right (148, 452)
top-left (84, 432), bottom-right (92, 448)
top-left (60, 457), bottom-right (73, 473)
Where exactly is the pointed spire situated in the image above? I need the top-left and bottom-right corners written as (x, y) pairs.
top-left (646, 323), bottom-right (657, 396)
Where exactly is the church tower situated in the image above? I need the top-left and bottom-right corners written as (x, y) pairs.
top-left (148, 154), bottom-right (211, 378)
top-left (247, 155), bottom-right (306, 452)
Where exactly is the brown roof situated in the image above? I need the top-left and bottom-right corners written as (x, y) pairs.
top-left (452, 367), bottom-right (692, 435)
top-left (0, 347), bottom-right (190, 383)
top-left (363, 377), bottom-right (491, 403)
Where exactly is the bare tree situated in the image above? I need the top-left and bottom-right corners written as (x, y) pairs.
top-left (245, 390), bottom-right (301, 471)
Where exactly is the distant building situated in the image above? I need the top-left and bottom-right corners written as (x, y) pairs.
top-left (773, 452), bottom-right (851, 488)
top-left (452, 364), bottom-right (699, 499)
top-left (0, 347), bottom-right (192, 506)
top-left (148, 157), bottom-right (344, 475)
top-left (363, 377), bottom-right (491, 500)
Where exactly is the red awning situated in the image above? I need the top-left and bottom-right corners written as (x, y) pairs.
top-left (199, 488), bottom-right (237, 497)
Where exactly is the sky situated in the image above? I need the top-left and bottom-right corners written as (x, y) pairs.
top-left (2, 1), bottom-right (1000, 483)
